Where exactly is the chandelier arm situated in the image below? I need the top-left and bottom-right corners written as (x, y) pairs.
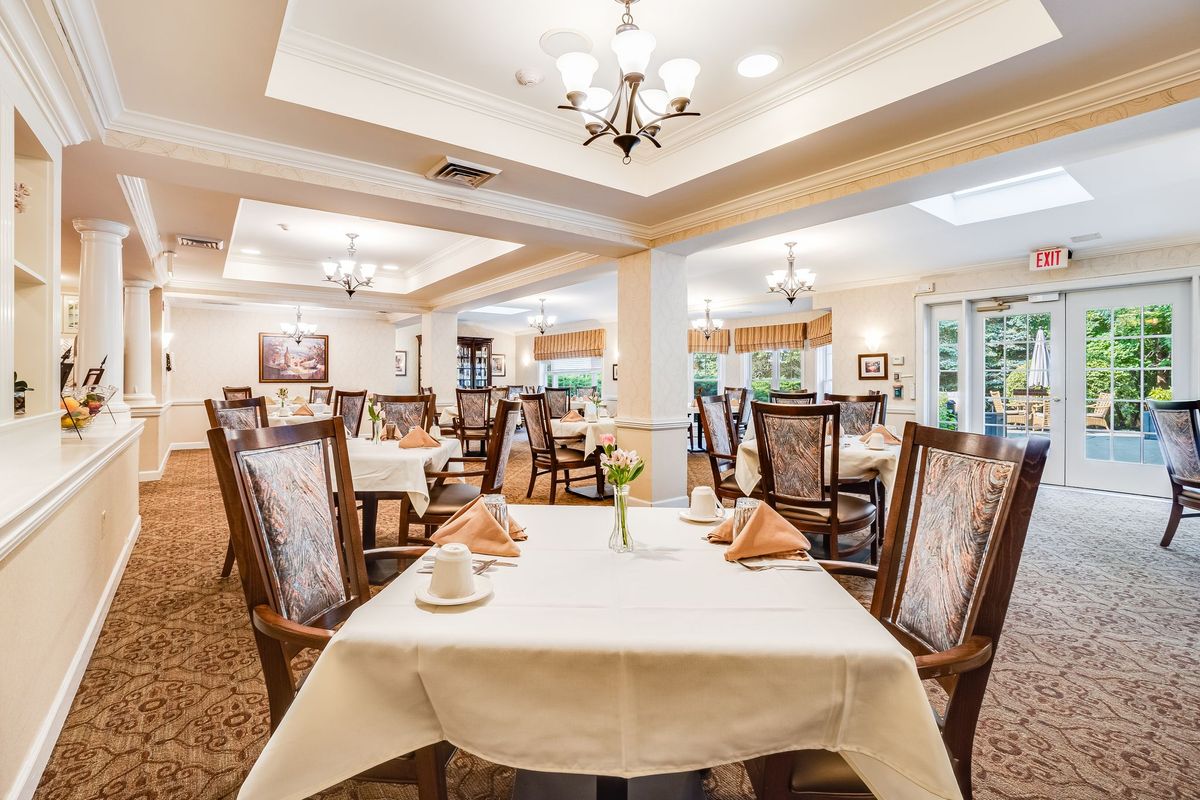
top-left (624, 81), bottom-right (639, 136)
top-left (582, 130), bottom-right (616, 147)
top-left (557, 105), bottom-right (621, 137)
top-left (640, 133), bottom-right (663, 148)
top-left (635, 110), bottom-right (701, 137)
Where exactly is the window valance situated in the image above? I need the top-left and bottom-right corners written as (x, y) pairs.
top-left (733, 322), bottom-right (807, 354)
top-left (687, 328), bottom-right (731, 354)
top-left (806, 313), bottom-right (832, 348)
top-left (533, 328), bottom-right (606, 361)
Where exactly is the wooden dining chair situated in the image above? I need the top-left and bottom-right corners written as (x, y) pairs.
top-left (419, 386), bottom-right (434, 395)
top-left (723, 386), bottom-right (749, 436)
top-left (1086, 392), bottom-right (1113, 429)
top-left (751, 401), bottom-right (877, 561)
top-left (454, 387), bottom-right (493, 456)
top-left (769, 390), bottom-right (817, 404)
top-left (825, 393), bottom-right (889, 546)
top-left (204, 397), bottom-right (271, 579)
top-left (222, 385), bottom-right (253, 401)
top-left (309, 385), bottom-right (334, 404)
top-left (744, 423), bottom-right (1049, 800)
top-left (1148, 399), bottom-right (1200, 547)
top-left (489, 386), bottom-right (508, 407)
top-left (206, 419), bottom-right (452, 797)
top-left (521, 392), bottom-right (604, 504)
top-left (399, 400), bottom-right (521, 543)
top-left (698, 394), bottom-right (758, 504)
top-left (545, 386), bottom-right (572, 418)
top-left (374, 393), bottom-right (435, 436)
top-left (333, 389), bottom-right (367, 438)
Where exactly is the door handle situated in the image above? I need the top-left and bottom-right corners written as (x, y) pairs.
top-left (1052, 397), bottom-right (1062, 403)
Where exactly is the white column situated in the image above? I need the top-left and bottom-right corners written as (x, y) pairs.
top-left (74, 218), bottom-right (131, 416)
top-left (123, 279), bottom-right (154, 403)
top-left (421, 311), bottom-right (459, 410)
top-left (616, 249), bottom-right (691, 506)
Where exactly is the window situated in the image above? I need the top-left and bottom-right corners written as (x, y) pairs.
top-left (544, 357), bottom-right (602, 394)
top-left (936, 320), bottom-right (960, 430)
top-left (691, 352), bottom-right (719, 398)
top-left (815, 344), bottom-right (833, 399)
top-left (748, 349), bottom-right (805, 400)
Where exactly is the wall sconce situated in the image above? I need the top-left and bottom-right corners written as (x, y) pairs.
top-left (863, 330), bottom-right (883, 352)
top-left (163, 331), bottom-right (175, 372)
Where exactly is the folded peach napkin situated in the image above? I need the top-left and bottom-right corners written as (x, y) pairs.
top-left (508, 514), bottom-right (527, 541)
top-left (293, 403), bottom-right (314, 416)
top-left (561, 409), bottom-right (584, 422)
top-left (723, 503), bottom-right (812, 562)
top-left (706, 515), bottom-right (735, 544)
top-left (431, 497), bottom-right (521, 557)
top-left (859, 424), bottom-right (901, 445)
top-left (399, 427), bottom-right (439, 448)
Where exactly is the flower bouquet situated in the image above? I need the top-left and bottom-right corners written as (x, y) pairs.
top-left (598, 434), bottom-right (644, 553)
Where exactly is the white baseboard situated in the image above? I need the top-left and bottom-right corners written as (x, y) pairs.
top-left (7, 515), bottom-right (142, 800)
top-left (171, 441), bottom-right (209, 450)
top-left (137, 442), bottom-right (208, 482)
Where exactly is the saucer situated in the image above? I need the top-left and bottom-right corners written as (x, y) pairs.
top-left (678, 507), bottom-right (726, 524)
top-left (415, 576), bottom-right (492, 607)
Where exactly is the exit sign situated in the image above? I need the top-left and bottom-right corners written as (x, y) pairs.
top-left (1030, 246), bottom-right (1070, 271)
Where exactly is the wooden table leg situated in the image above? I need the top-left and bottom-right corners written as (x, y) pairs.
top-left (359, 492), bottom-right (379, 549)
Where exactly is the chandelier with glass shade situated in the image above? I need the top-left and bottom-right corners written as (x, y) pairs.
top-left (555, 0), bottom-right (701, 164)
top-left (527, 298), bottom-right (556, 335)
top-left (322, 233), bottom-right (376, 298)
top-left (692, 299), bottom-right (723, 340)
top-left (767, 242), bottom-right (816, 304)
top-left (280, 306), bottom-right (317, 344)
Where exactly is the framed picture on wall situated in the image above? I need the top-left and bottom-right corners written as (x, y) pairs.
top-left (490, 353), bottom-right (506, 377)
top-left (857, 352), bottom-right (889, 380)
top-left (258, 333), bottom-right (329, 383)
top-left (395, 350), bottom-right (407, 377)
top-left (62, 295), bottom-right (80, 334)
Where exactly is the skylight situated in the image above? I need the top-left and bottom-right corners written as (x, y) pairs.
top-left (910, 167), bottom-right (1092, 226)
top-left (470, 305), bottom-right (529, 315)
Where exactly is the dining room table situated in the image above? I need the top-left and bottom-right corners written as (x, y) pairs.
top-left (265, 402), bottom-right (334, 427)
top-left (550, 415), bottom-right (618, 453)
top-left (235, 506), bottom-right (963, 800)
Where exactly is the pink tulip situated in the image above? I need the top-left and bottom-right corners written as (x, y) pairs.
top-left (599, 433), bottom-right (616, 446)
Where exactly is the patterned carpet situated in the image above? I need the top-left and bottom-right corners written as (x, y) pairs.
top-left (32, 441), bottom-right (1200, 800)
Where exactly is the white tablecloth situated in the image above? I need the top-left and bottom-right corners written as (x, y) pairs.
top-left (735, 437), bottom-right (901, 498)
top-left (342, 436), bottom-right (462, 516)
top-left (550, 417), bottom-right (618, 453)
top-left (238, 507), bottom-right (961, 800)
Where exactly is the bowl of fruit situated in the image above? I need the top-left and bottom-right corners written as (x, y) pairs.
top-left (60, 395), bottom-right (94, 430)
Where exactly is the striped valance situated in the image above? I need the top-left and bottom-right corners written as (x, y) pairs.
top-left (806, 313), bottom-right (832, 347)
top-left (733, 322), bottom-right (807, 354)
top-left (533, 328), bottom-right (606, 361)
top-left (687, 327), bottom-right (731, 354)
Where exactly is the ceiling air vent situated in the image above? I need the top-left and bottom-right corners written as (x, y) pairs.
top-left (424, 157), bottom-right (501, 189)
top-left (177, 234), bottom-right (225, 251)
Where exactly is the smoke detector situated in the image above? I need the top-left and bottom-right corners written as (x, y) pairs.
top-left (176, 234), bottom-right (224, 250)
top-left (424, 156), bottom-right (502, 189)
top-left (515, 68), bottom-right (543, 87)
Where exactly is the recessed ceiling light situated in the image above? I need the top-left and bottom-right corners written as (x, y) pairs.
top-left (240, 248), bottom-right (261, 255)
top-left (381, 264), bottom-right (400, 271)
top-left (737, 53), bottom-right (780, 78)
top-left (470, 305), bottom-right (530, 316)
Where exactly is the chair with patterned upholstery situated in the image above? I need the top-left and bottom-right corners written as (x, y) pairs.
top-left (454, 387), bottom-right (493, 456)
top-left (206, 418), bottom-right (452, 796)
top-left (332, 389), bottom-right (367, 438)
top-left (489, 386), bottom-right (508, 408)
top-left (1148, 399), bottom-right (1200, 547)
top-left (373, 393), bottom-right (435, 436)
top-left (521, 392), bottom-right (604, 503)
top-left (222, 385), bottom-right (253, 401)
top-left (399, 400), bottom-right (521, 544)
top-left (751, 401), bottom-right (877, 561)
top-left (698, 394), bottom-right (758, 505)
top-left (769, 390), bottom-right (817, 404)
top-left (309, 385), bottom-right (334, 404)
top-left (545, 386), bottom-right (572, 418)
top-left (744, 423), bottom-right (1049, 800)
top-left (723, 386), bottom-right (749, 436)
top-left (204, 397), bottom-right (271, 578)
top-left (825, 392), bottom-right (889, 547)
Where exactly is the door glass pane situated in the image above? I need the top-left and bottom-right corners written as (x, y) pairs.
top-left (981, 311), bottom-right (1051, 441)
top-left (936, 319), bottom-right (960, 430)
top-left (1081, 303), bottom-right (1173, 465)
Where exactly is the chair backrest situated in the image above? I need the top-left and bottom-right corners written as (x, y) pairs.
top-left (698, 395), bottom-right (739, 480)
top-left (206, 418), bottom-right (370, 729)
top-left (222, 386), bottom-right (253, 401)
top-left (990, 390), bottom-right (1004, 413)
top-left (769, 390), bottom-right (817, 404)
top-left (205, 397), bottom-right (269, 430)
top-left (506, 385), bottom-right (523, 400)
top-left (309, 385), bottom-right (334, 404)
top-left (456, 387), bottom-right (492, 429)
top-left (825, 393), bottom-right (886, 435)
top-left (82, 366), bottom-right (106, 387)
top-left (419, 386), bottom-right (434, 395)
top-left (1091, 392), bottom-right (1113, 415)
top-left (751, 401), bottom-right (838, 512)
top-left (872, 423), bottom-right (1048, 790)
top-left (373, 393), bottom-right (434, 435)
top-left (519, 392), bottom-right (554, 455)
top-left (1148, 399), bottom-right (1200, 486)
top-left (722, 387), bottom-right (748, 425)
top-left (332, 389), bottom-right (367, 438)
top-left (481, 399), bottom-right (521, 494)
top-left (489, 386), bottom-right (508, 406)
top-left (523, 384), bottom-right (542, 394)
top-left (545, 387), bottom-right (572, 417)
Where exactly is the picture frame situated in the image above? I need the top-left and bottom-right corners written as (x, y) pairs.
top-left (857, 352), bottom-right (889, 381)
top-left (490, 353), bottom-right (506, 377)
top-left (258, 333), bottom-right (329, 383)
top-left (395, 350), bottom-right (407, 377)
top-left (612, 363), bottom-right (618, 381)
top-left (62, 295), bottom-right (80, 334)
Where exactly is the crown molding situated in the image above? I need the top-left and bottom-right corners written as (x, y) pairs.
top-left (116, 174), bottom-right (168, 286)
top-left (0, 0), bottom-right (90, 145)
top-left (403, 236), bottom-right (483, 280)
top-left (46, 0), bottom-right (120, 131)
top-left (164, 276), bottom-right (429, 315)
top-left (431, 252), bottom-right (609, 312)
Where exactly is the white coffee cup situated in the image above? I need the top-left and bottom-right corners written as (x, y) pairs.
top-left (428, 543), bottom-right (474, 599)
top-left (689, 486), bottom-right (720, 519)
top-left (867, 432), bottom-right (886, 450)
top-left (429, 424), bottom-right (442, 440)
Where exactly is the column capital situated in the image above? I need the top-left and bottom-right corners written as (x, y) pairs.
top-left (124, 279), bottom-right (154, 291)
top-left (73, 218), bottom-right (130, 238)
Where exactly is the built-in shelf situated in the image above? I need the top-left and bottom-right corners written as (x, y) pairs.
top-left (13, 259), bottom-right (46, 286)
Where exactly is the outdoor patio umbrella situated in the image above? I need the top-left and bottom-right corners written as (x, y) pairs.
top-left (1027, 329), bottom-right (1049, 389)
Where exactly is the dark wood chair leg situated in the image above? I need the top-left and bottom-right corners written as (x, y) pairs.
top-left (1161, 500), bottom-right (1183, 547)
top-left (526, 463), bottom-right (538, 498)
top-left (548, 470), bottom-right (558, 505)
top-left (398, 496), bottom-right (411, 547)
top-left (220, 536), bottom-right (235, 577)
top-left (360, 494), bottom-right (380, 550)
top-left (413, 743), bottom-right (449, 800)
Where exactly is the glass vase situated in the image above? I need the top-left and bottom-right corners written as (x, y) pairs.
top-left (608, 484), bottom-right (633, 553)
top-left (371, 419), bottom-right (382, 444)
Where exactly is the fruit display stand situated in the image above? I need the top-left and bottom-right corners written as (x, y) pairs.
top-left (60, 385), bottom-right (118, 439)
